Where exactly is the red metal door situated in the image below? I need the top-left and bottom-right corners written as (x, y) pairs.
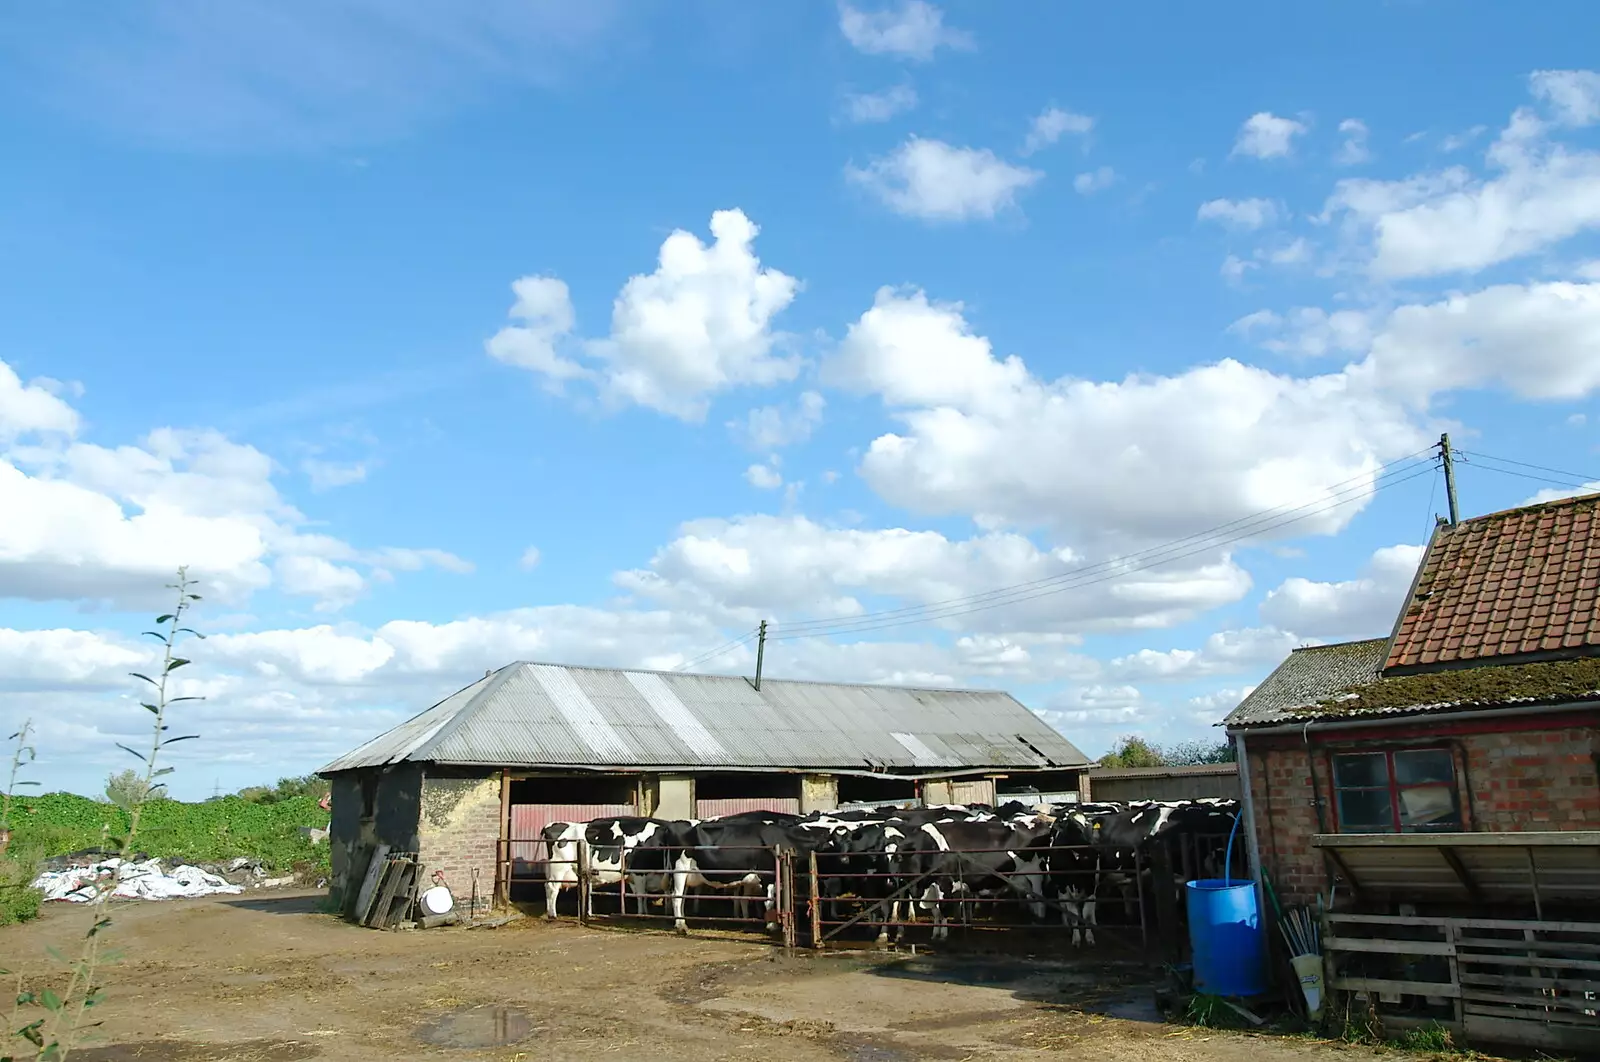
top-left (694, 797), bottom-right (801, 819)
top-left (508, 802), bottom-right (637, 878)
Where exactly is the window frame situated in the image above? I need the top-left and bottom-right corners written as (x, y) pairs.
top-left (1330, 746), bottom-right (1462, 834)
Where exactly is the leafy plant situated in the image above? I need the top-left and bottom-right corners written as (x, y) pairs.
top-left (1389, 1020), bottom-right (1457, 1053)
top-left (0, 722), bottom-right (45, 928)
top-left (101, 771), bottom-right (166, 811)
top-left (4, 568), bottom-right (204, 1062)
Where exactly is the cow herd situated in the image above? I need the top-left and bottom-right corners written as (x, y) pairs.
top-left (538, 798), bottom-right (1242, 947)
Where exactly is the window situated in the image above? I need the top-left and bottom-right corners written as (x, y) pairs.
top-left (1331, 748), bottom-right (1462, 833)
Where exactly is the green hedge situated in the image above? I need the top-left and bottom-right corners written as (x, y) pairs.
top-left (4, 792), bottom-right (331, 875)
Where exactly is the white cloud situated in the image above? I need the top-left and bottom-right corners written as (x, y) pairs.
top-left (1326, 88), bottom-right (1600, 279)
top-left (1569, 413), bottom-right (1588, 427)
top-left (825, 287), bottom-right (1423, 544)
top-left (1221, 254), bottom-right (1257, 284)
top-left (1073, 167), bottom-right (1116, 195)
top-left (1440, 126), bottom-right (1488, 153)
top-left (1336, 118), bottom-right (1372, 165)
top-left (1523, 482), bottom-right (1600, 505)
top-left (1530, 69), bottom-right (1600, 127)
top-left (1366, 280), bottom-right (1600, 401)
top-left (489, 211), bottom-right (802, 420)
top-left (744, 462), bottom-right (784, 490)
top-left (1109, 628), bottom-right (1302, 682)
top-left (619, 513), bottom-right (1251, 637)
top-left (519, 546), bottom-right (542, 571)
top-left (486, 275), bottom-right (584, 387)
top-left (837, 1), bottom-right (971, 61)
top-left (1259, 544), bottom-right (1423, 640)
top-left (730, 391), bottom-right (825, 450)
top-left (0, 361), bottom-right (468, 612)
top-left (0, 628), bottom-right (147, 691)
top-left (274, 555), bottom-right (366, 612)
top-left (1022, 106), bottom-right (1093, 155)
top-left (847, 137), bottom-right (1042, 222)
top-left (302, 458), bottom-right (367, 491)
top-left (1230, 306), bottom-right (1374, 358)
top-left (1232, 112), bottom-right (1308, 160)
top-left (1197, 197), bottom-right (1281, 230)
top-left (0, 362), bottom-right (80, 441)
top-left (842, 84), bottom-right (918, 123)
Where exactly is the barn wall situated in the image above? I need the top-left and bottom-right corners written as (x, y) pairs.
top-left (1244, 715), bottom-right (1600, 905)
top-left (416, 768), bottom-right (503, 912)
top-left (656, 775), bottom-right (694, 819)
top-left (325, 764), bottom-right (423, 912)
top-left (800, 774), bottom-right (837, 813)
top-left (1086, 769), bottom-right (1240, 803)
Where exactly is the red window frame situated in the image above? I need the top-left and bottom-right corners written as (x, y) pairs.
top-left (1331, 747), bottom-right (1462, 834)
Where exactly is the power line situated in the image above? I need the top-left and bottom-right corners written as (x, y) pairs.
top-left (1456, 460), bottom-right (1595, 492)
top-left (768, 463), bottom-right (1437, 643)
top-left (673, 629), bottom-right (759, 673)
top-left (775, 447), bottom-right (1437, 637)
top-left (1456, 449), bottom-right (1600, 489)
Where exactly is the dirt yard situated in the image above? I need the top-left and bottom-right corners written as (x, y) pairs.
top-left (3, 891), bottom-right (1394, 1062)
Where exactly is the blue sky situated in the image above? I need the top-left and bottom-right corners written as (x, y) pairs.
top-left (3, 1), bottom-right (1600, 798)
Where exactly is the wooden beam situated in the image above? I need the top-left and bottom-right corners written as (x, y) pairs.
top-left (1325, 936), bottom-right (1456, 956)
top-left (1312, 831), bottom-right (1600, 848)
top-left (1322, 846), bottom-right (1363, 899)
top-left (1331, 976), bottom-right (1460, 998)
top-left (1437, 846), bottom-right (1483, 903)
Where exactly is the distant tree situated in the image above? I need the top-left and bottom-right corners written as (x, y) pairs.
top-left (1097, 736), bottom-right (1166, 769)
top-left (234, 774), bottom-right (329, 804)
top-left (105, 767), bottom-right (167, 809)
top-left (1164, 739), bottom-right (1237, 766)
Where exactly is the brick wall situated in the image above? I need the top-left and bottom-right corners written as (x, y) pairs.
top-left (416, 769), bottom-right (503, 911)
top-left (1244, 716), bottom-right (1600, 904)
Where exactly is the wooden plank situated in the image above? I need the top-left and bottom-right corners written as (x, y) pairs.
top-left (1325, 936), bottom-right (1456, 956)
top-left (1327, 912), bottom-right (1453, 927)
top-left (367, 857), bottom-right (407, 929)
top-left (1464, 1014), bottom-right (1600, 1054)
top-left (1312, 831), bottom-right (1600, 848)
top-left (1460, 988), bottom-right (1600, 1015)
top-left (1461, 970), bottom-right (1600, 993)
top-left (1322, 846), bottom-right (1363, 895)
top-left (1327, 913), bottom-right (1600, 934)
top-left (1439, 847), bottom-right (1483, 903)
top-left (1332, 976), bottom-right (1461, 998)
top-left (354, 843), bottom-right (391, 924)
top-left (1464, 1000), bottom-right (1600, 1024)
top-left (1457, 937), bottom-right (1600, 956)
top-left (1457, 952), bottom-right (1600, 973)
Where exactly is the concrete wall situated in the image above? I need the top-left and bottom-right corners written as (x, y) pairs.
top-left (416, 768), bottom-right (503, 912)
top-left (800, 774), bottom-right (838, 813)
top-left (656, 775), bottom-right (694, 819)
top-left (1243, 714), bottom-right (1600, 904)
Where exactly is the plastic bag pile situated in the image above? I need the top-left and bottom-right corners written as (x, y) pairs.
top-left (31, 858), bottom-right (246, 903)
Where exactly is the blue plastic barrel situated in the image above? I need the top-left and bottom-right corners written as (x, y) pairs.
top-left (1185, 879), bottom-right (1267, 997)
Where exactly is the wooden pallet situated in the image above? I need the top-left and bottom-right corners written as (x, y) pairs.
top-left (360, 854), bottom-right (422, 929)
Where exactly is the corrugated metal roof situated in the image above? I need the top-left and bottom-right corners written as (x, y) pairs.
top-left (1222, 638), bottom-right (1388, 728)
top-left (320, 661), bottom-right (1090, 774)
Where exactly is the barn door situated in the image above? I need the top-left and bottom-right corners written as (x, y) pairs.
top-left (949, 779), bottom-right (995, 806)
top-left (507, 802), bottom-right (637, 882)
top-left (694, 796), bottom-right (801, 819)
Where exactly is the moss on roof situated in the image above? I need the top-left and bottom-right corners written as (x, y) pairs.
top-left (1294, 655), bottom-right (1600, 717)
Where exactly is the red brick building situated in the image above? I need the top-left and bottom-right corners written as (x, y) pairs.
top-left (1225, 494), bottom-right (1600, 908)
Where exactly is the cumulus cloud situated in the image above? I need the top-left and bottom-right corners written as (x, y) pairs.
top-left (842, 84), bottom-right (918, 123)
top-left (1073, 167), bottom-right (1116, 195)
top-left (847, 138), bottom-right (1042, 222)
top-left (1336, 118), bottom-right (1372, 165)
top-left (1022, 106), bottom-right (1093, 155)
top-left (837, 1), bottom-right (971, 61)
top-left (0, 362), bottom-right (80, 441)
top-left (617, 513), bottom-right (1252, 637)
top-left (0, 360), bottom-right (468, 612)
top-left (824, 287), bottom-right (1422, 544)
top-left (1530, 69), bottom-right (1600, 128)
top-left (1230, 306), bottom-right (1375, 358)
top-left (1232, 112), bottom-right (1308, 159)
top-left (1260, 544), bottom-right (1423, 640)
top-left (302, 458), bottom-right (367, 491)
top-left (1325, 78), bottom-right (1600, 279)
top-left (730, 391), bottom-right (825, 450)
top-left (1109, 628), bottom-right (1302, 683)
top-left (744, 462), bottom-right (784, 490)
top-left (487, 210), bottom-right (802, 420)
top-left (1197, 197), bottom-right (1281, 230)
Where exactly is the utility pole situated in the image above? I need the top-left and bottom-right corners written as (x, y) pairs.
top-left (753, 620), bottom-right (768, 691)
top-left (1439, 432), bottom-right (1461, 526)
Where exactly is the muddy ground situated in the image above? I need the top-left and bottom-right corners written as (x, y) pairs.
top-left (2, 891), bottom-right (1393, 1062)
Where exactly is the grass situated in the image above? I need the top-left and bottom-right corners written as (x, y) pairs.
top-left (3, 792), bottom-right (331, 880)
top-left (1182, 993), bottom-right (1255, 1030)
top-left (0, 855), bottom-right (43, 926)
top-left (1388, 1021), bottom-right (1459, 1053)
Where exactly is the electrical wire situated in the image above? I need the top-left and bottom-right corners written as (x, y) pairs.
top-left (775, 447), bottom-right (1438, 638)
top-left (768, 463), bottom-right (1437, 642)
top-left (673, 629), bottom-right (758, 672)
top-left (1457, 461), bottom-right (1596, 492)
top-left (1455, 448), bottom-right (1600, 487)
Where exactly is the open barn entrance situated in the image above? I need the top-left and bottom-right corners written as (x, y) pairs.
top-left (836, 774), bottom-right (917, 809)
top-left (505, 775), bottom-right (638, 902)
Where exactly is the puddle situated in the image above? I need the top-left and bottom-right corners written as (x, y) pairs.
top-left (415, 1006), bottom-right (535, 1048)
top-left (874, 957), bottom-right (1038, 986)
top-left (834, 1039), bottom-right (912, 1062)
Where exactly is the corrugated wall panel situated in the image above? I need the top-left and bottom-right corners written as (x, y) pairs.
top-left (695, 797), bottom-right (801, 819)
top-left (507, 802), bottom-right (637, 877)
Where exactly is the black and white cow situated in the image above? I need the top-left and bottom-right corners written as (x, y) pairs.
top-left (889, 818), bottom-right (1054, 942)
top-left (541, 817), bottom-right (675, 918)
top-left (668, 818), bottom-right (831, 934)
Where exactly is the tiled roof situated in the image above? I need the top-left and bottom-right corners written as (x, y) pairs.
top-left (1222, 638), bottom-right (1388, 728)
top-left (1386, 493), bottom-right (1600, 672)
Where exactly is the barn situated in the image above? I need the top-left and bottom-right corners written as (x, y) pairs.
top-left (319, 660), bottom-right (1090, 912)
top-left (1224, 494), bottom-right (1600, 1051)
